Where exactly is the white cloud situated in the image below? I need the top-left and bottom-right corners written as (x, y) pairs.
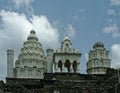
top-left (0, 10), bottom-right (60, 48)
top-left (66, 24), bottom-right (76, 38)
top-left (11, 0), bottom-right (34, 9)
top-left (31, 15), bottom-right (60, 48)
top-left (0, 10), bottom-right (60, 80)
top-left (107, 9), bottom-right (116, 16)
top-left (110, 0), bottom-right (120, 6)
top-left (103, 23), bottom-right (120, 37)
top-left (74, 9), bottom-right (86, 21)
top-left (111, 44), bottom-right (120, 68)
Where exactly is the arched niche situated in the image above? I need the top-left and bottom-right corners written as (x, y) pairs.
top-left (65, 59), bottom-right (70, 73)
top-left (66, 43), bottom-right (69, 48)
top-left (58, 60), bottom-right (62, 72)
top-left (73, 61), bottom-right (77, 73)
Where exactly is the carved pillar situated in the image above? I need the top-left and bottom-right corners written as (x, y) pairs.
top-left (76, 63), bottom-right (80, 73)
top-left (55, 62), bottom-right (58, 72)
top-left (70, 63), bottom-right (73, 73)
top-left (62, 62), bottom-right (65, 72)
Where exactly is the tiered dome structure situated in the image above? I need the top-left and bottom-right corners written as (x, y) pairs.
top-left (87, 42), bottom-right (111, 74)
top-left (13, 30), bottom-right (46, 78)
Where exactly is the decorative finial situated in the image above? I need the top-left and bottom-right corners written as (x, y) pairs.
top-left (30, 29), bottom-right (35, 34)
top-left (27, 29), bottom-right (38, 41)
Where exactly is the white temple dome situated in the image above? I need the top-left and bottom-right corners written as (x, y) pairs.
top-left (27, 30), bottom-right (38, 41)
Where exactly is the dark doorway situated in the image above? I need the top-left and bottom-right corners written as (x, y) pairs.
top-left (58, 60), bottom-right (62, 72)
top-left (65, 59), bottom-right (70, 73)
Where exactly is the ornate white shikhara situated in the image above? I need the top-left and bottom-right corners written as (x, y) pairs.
top-left (13, 30), bottom-right (46, 79)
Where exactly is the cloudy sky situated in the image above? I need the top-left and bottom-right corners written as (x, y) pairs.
top-left (0, 0), bottom-right (120, 80)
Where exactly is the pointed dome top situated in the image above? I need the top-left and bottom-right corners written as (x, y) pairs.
top-left (62, 36), bottom-right (72, 45)
top-left (27, 30), bottom-right (38, 41)
top-left (30, 30), bottom-right (35, 34)
top-left (63, 36), bottom-right (70, 41)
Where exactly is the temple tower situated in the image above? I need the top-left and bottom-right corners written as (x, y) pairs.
top-left (87, 42), bottom-right (111, 74)
top-left (13, 30), bottom-right (46, 79)
top-left (7, 49), bottom-right (14, 77)
top-left (54, 36), bottom-right (81, 73)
